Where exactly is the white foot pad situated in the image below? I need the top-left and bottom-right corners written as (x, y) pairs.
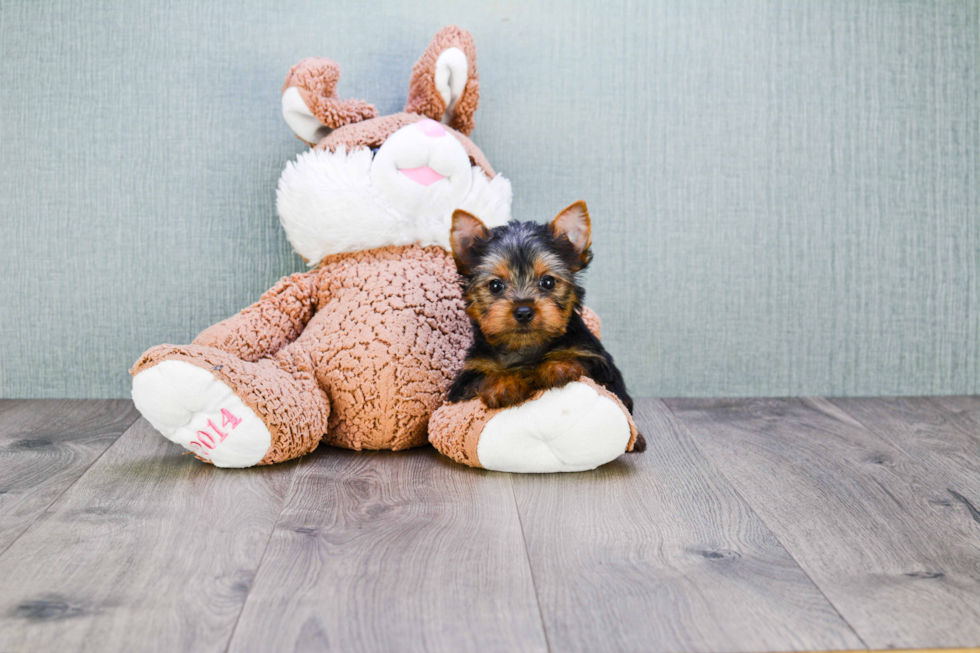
top-left (476, 381), bottom-right (631, 473)
top-left (132, 360), bottom-right (272, 468)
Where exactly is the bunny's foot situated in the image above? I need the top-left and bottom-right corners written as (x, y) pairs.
top-left (131, 344), bottom-right (331, 467)
top-left (428, 377), bottom-right (637, 473)
top-left (132, 360), bottom-right (272, 468)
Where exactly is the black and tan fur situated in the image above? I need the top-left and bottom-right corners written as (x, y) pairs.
top-left (448, 201), bottom-right (646, 452)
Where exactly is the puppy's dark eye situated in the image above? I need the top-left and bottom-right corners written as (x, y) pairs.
top-left (488, 279), bottom-right (505, 294)
top-left (539, 276), bottom-right (556, 291)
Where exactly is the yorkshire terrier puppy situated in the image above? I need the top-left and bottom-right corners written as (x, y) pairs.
top-left (448, 201), bottom-right (646, 452)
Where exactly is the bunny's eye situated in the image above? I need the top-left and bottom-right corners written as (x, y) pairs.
top-left (539, 276), bottom-right (556, 291)
top-left (488, 279), bottom-right (505, 294)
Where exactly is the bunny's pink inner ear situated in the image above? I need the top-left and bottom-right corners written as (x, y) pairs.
top-left (404, 26), bottom-right (480, 136)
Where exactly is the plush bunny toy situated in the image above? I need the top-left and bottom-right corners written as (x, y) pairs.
top-left (131, 26), bottom-right (637, 472)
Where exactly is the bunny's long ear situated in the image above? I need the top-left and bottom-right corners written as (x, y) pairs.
top-left (404, 26), bottom-right (479, 135)
top-left (282, 58), bottom-right (377, 145)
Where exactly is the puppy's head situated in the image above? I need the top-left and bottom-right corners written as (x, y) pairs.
top-left (450, 201), bottom-right (593, 351)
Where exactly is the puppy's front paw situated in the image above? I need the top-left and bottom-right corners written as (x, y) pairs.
top-left (478, 374), bottom-right (534, 409)
top-left (535, 359), bottom-right (586, 388)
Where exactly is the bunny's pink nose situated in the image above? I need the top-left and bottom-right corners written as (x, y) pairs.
top-left (415, 118), bottom-right (446, 137)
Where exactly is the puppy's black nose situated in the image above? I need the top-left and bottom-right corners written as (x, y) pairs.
top-left (513, 306), bottom-right (535, 324)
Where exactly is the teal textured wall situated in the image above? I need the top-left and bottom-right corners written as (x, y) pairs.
top-left (1, 1), bottom-right (977, 398)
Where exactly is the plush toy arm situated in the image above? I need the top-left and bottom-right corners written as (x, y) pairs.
top-left (192, 271), bottom-right (319, 362)
top-left (579, 306), bottom-right (601, 340)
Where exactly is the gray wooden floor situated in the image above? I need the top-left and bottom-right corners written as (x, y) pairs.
top-left (1, 398), bottom-right (979, 653)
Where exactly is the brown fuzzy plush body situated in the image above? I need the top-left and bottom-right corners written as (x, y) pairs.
top-left (133, 246), bottom-right (471, 459)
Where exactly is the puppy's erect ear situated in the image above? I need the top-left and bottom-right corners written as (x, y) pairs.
top-left (549, 201), bottom-right (593, 269)
top-left (450, 209), bottom-right (491, 274)
top-left (405, 26), bottom-right (479, 136)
